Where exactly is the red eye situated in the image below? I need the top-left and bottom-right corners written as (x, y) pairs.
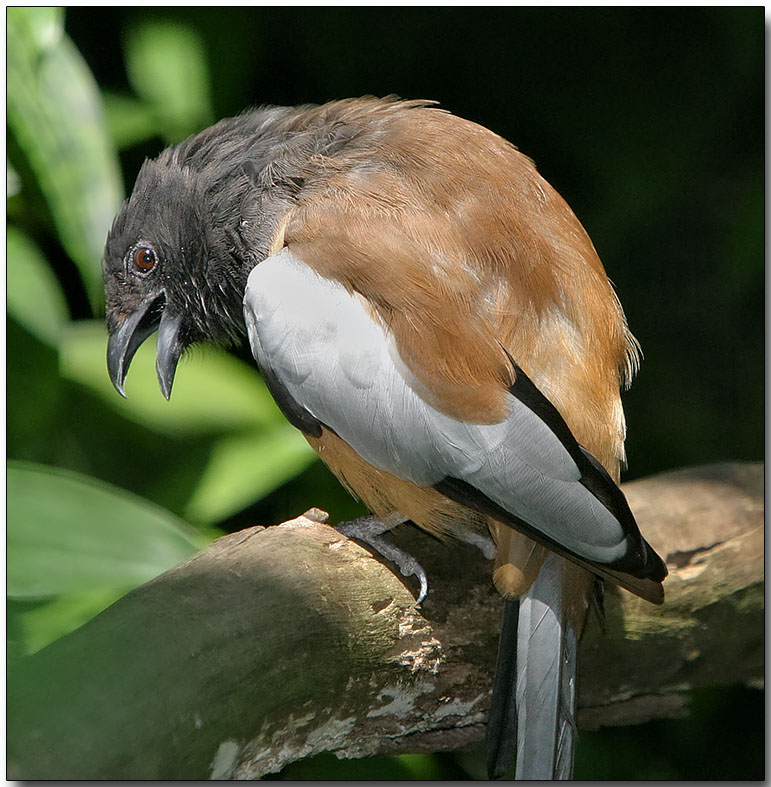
top-left (132, 246), bottom-right (157, 272)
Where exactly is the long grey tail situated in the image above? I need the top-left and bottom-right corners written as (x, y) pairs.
top-left (486, 554), bottom-right (578, 780)
top-left (516, 554), bottom-right (578, 779)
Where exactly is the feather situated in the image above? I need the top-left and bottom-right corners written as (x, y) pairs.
top-left (486, 599), bottom-right (520, 779)
top-left (514, 553), bottom-right (579, 780)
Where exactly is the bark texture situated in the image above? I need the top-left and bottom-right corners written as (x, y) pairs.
top-left (7, 462), bottom-right (763, 779)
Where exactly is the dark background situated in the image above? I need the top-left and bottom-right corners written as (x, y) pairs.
top-left (19, 7), bottom-right (768, 780)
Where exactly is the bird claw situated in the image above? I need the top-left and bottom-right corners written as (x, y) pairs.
top-left (336, 516), bottom-right (429, 605)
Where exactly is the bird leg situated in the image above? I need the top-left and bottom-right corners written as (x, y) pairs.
top-left (335, 515), bottom-right (429, 604)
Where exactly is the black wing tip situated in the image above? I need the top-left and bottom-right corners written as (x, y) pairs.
top-left (643, 540), bottom-right (668, 583)
top-left (643, 579), bottom-right (666, 605)
top-left (509, 364), bottom-right (665, 583)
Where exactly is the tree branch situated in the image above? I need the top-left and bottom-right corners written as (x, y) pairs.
top-left (7, 462), bottom-right (763, 779)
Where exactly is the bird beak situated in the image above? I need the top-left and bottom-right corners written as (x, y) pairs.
top-left (155, 310), bottom-right (184, 400)
top-left (107, 294), bottom-right (183, 400)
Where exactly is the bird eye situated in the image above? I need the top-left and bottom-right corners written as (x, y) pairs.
top-left (132, 245), bottom-right (157, 272)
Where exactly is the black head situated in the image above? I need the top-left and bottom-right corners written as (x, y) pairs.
top-left (103, 109), bottom-right (302, 398)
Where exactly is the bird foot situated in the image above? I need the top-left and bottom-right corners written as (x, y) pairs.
top-left (335, 516), bottom-right (429, 604)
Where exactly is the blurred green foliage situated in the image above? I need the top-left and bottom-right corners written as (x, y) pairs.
top-left (7, 6), bottom-right (316, 659)
top-left (7, 7), bottom-right (122, 309)
top-left (6, 6), bottom-right (763, 780)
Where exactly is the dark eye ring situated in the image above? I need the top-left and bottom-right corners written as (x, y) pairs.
top-left (132, 245), bottom-right (157, 273)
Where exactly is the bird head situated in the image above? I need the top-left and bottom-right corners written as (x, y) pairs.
top-left (103, 120), bottom-right (293, 399)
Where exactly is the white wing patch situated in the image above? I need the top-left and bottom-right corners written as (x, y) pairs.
top-left (244, 248), bottom-right (628, 564)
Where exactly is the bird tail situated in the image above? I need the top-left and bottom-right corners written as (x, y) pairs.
top-left (486, 554), bottom-right (588, 780)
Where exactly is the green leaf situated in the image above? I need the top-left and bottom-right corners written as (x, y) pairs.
top-left (7, 158), bottom-right (22, 198)
top-left (124, 18), bottom-right (213, 143)
top-left (8, 461), bottom-right (207, 599)
top-left (17, 6), bottom-right (64, 46)
top-left (184, 424), bottom-right (317, 525)
top-left (7, 7), bottom-right (123, 311)
top-left (7, 225), bottom-right (69, 346)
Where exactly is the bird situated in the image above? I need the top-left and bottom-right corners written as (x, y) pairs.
top-left (103, 96), bottom-right (667, 780)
